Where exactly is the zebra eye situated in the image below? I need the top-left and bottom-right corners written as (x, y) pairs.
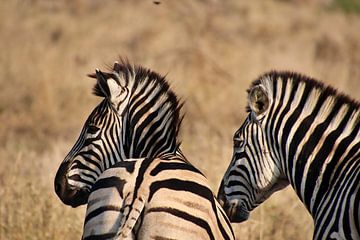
top-left (87, 125), bottom-right (100, 134)
top-left (233, 138), bottom-right (243, 148)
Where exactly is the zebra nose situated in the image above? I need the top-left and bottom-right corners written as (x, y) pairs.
top-left (54, 182), bottom-right (62, 196)
top-left (54, 161), bottom-right (89, 207)
top-left (54, 161), bottom-right (70, 199)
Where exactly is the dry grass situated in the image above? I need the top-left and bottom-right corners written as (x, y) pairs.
top-left (0, 1), bottom-right (359, 239)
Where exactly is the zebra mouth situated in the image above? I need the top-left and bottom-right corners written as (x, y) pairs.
top-left (222, 201), bottom-right (250, 223)
top-left (54, 161), bottom-right (91, 207)
top-left (60, 188), bottom-right (90, 208)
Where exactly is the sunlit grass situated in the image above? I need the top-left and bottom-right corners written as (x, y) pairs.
top-left (0, 0), bottom-right (359, 239)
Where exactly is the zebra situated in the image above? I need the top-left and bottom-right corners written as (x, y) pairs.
top-left (217, 71), bottom-right (359, 239)
top-left (83, 152), bottom-right (235, 240)
top-left (54, 60), bottom-right (183, 207)
top-left (54, 60), bottom-right (235, 239)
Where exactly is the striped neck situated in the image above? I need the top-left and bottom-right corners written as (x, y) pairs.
top-left (114, 64), bottom-right (182, 160)
top-left (261, 72), bottom-right (360, 215)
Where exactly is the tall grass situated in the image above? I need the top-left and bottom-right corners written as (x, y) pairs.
top-left (1, 0), bottom-right (359, 239)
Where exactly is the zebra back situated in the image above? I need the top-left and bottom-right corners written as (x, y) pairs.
top-left (83, 151), bottom-right (235, 240)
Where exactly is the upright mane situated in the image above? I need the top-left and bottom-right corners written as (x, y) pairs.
top-left (89, 59), bottom-right (184, 157)
top-left (248, 71), bottom-right (360, 112)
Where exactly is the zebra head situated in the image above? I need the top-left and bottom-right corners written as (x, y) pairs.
top-left (54, 60), bottom-right (182, 207)
top-left (218, 80), bottom-right (288, 222)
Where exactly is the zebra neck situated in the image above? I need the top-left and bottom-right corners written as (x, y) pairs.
top-left (119, 113), bottom-right (178, 160)
top-left (270, 97), bottom-right (360, 216)
top-left (116, 78), bottom-right (179, 160)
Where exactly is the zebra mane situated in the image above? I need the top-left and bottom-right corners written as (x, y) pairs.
top-left (88, 58), bottom-right (184, 149)
top-left (247, 71), bottom-right (360, 112)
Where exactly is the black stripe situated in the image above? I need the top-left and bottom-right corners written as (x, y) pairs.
top-left (112, 160), bottom-right (136, 173)
top-left (91, 176), bottom-right (126, 198)
top-left (71, 159), bottom-right (98, 174)
top-left (292, 91), bottom-right (328, 193)
top-left (304, 101), bottom-right (349, 208)
top-left (120, 157), bottom-right (153, 227)
top-left (267, 79), bottom-right (285, 164)
top-left (84, 205), bottom-right (121, 224)
top-left (137, 107), bottom-right (174, 156)
top-left (354, 170), bottom-right (360, 236)
top-left (81, 172), bottom-right (97, 182)
top-left (138, 101), bottom-right (170, 144)
top-left (312, 119), bottom-right (359, 212)
top-left (283, 82), bottom-right (311, 187)
top-left (149, 162), bottom-right (202, 176)
top-left (83, 133), bottom-right (102, 147)
top-left (278, 80), bottom-right (299, 174)
top-left (147, 207), bottom-right (215, 240)
top-left (148, 179), bottom-right (213, 202)
top-left (129, 84), bottom-right (160, 126)
top-left (217, 204), bottom-right (234, 237)
top-left (74, 150), bottom-right (102, 171)
top-left (342, 170), bottom-right (359, 239)
top-left (68, 174), bottom-right (93, 186)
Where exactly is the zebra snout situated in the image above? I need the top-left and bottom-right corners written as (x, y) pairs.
top-left (54, 162), bottom-right (88, 207)
top-left (217, 182), bottom-right (250, 223)
top-left (54, 161), bottom-right (68, 196)
top-left (222, 200), bottom-right (250, 223)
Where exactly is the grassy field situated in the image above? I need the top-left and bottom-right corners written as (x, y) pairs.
top-left (0, 1), bottom-right (359, 239)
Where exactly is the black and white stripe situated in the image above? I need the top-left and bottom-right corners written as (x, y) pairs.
top-left (83, 151), bottom-right (235, 240)
top-left (218, 71), bottom-right (359, 239)
top-left (54, 60), bottom-right (182, 207)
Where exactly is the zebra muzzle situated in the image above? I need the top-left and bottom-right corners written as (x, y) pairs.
top-left (221, 200), bottom-right (250, 223)
top-left (54, 161), bottom-right (89, 207)
top-left (217, 182), bottom-right (250, 223)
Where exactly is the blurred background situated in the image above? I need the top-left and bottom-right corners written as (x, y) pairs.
top-left (0, 0), bottom-right (359, 239)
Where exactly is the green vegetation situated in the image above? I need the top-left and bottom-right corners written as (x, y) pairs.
top-left (334, 0), bottom-right (360, 14)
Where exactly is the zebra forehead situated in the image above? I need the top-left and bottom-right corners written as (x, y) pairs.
top-left (249, 70), bottom-right (360, 110)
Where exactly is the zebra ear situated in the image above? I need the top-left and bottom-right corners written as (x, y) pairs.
top-left (95, 69), bottom-right (111, 98)
top-left (112, 61), bottom-right (129, 88)
top-left (248, 85), bottom-right (269, 116)
top-left (95, 69), bottom-right (123, 105)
